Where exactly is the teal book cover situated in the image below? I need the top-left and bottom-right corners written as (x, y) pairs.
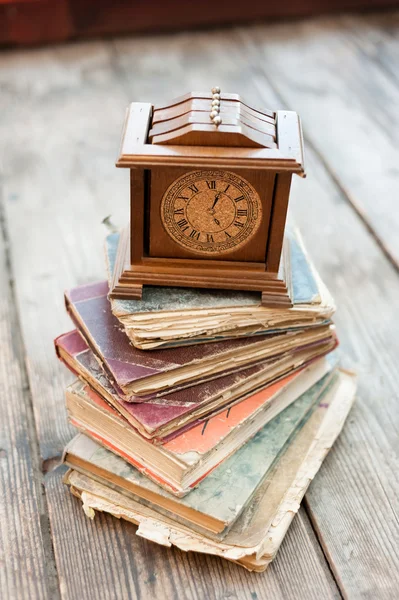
top-left (65, 372), bottom-right (333, 537)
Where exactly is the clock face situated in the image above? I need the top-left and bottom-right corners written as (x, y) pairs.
top-left (160, 170), bottom-right (262, 256)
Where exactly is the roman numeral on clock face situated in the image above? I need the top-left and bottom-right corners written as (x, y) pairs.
top-left (161, 170), bottom-right (262, 256)
top-left (177, 218), bottom-right (189, 232)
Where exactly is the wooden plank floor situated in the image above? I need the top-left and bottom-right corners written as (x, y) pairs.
top-left (1, 10), bottom-right (399, 599)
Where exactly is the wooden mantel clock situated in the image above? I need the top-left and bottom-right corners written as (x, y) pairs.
top-left (110, 88), bottom-right (305, 307)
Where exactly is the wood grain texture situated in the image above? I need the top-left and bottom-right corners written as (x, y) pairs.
top-left (344, 11), bottom-right (399, 86)
top-left (0, 35), bottom-right (340, 599)
top-left (2, 11), bottom-right (399, 598)
top-left (0, 41), bottom-right (128, 461)
top-left (292, 145), bottom-right (399, 598)
top-left (238, 16), bottom-right (399, 269)
top-left (0, 202), bottom-right (57, 598)
top-left (226, 52), bottom-right (399, 595)
top-left (228, 26), bottom-right (399, 596)
top-left (109, 21), bottom-right (399, 597)
top-left (46, 466), bottom-right (339, 600)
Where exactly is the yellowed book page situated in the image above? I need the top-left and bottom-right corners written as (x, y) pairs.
top-left (65, 369), bottom-right (356, 570)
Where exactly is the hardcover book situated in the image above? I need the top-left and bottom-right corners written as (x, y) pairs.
top-left (64, 281), bottom-right (336, 399)
top-left (64, 368), bottom-right (356, 570)
top-left (65, 357), bottom-right (333, 495)
top-left (55, 329), bottom-right (335, 439)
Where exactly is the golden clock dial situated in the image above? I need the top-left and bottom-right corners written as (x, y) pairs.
top-left (160, 170), bottom-right (262, 255)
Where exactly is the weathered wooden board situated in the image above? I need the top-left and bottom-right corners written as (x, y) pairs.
top-left (0, 41), bottom-right (129, 462)
top-left (46, 466), bottom-right (339, 600)
top-left (291, 145), bottom-right (399, 598)
top-left (343, 12), bottom-right (399, 84)
top-left (238, 16), bottom-right (399, 268)
top-left (114, 21), bottom-right (399, 597)
top-left (0, 209), bottom-right (55, 598)
top-left (0, 37), bottom-right (341, 599)
top-left (1, 11), bottom-right (399, 598)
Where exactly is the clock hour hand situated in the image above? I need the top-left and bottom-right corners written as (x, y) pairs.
top-left (211, 191), bottom-right (221, 210)
top-left (214, 217), bottom-right (221, 226)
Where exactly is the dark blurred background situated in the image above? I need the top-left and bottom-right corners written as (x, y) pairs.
top-left (1, 0), bottom-right (399, 46)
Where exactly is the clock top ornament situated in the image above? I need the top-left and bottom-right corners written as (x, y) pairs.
top-left (110, 88), bottom-right (305, 307)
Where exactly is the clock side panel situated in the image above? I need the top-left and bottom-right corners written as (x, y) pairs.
top-left (147, 166), bottom-right (274, 263)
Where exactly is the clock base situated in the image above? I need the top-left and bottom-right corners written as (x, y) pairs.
top-left (110, 273), bottom-right (292, 308)
top-left (108, 229), bottom-right (293, 309)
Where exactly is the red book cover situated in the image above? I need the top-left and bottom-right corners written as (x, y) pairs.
top-left (55, 329), bottom-right (317, 440)
top-left (64, 281), bottom-right (334, 400)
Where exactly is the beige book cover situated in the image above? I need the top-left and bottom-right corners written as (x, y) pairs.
top-left (64, 369), bottom-right (356, 570)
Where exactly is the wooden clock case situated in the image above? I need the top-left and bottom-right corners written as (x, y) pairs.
top-left (110, 92), bottom-right (305, 307)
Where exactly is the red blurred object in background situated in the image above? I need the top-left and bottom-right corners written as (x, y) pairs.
top-left (1, 0), bottom-right (399, 47)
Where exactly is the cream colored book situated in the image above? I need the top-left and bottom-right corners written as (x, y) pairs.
top-left (64, 369), bottom-right (356, 571)
top-left (65, 358), bottom-right (332, 497)
top-left (105, 228), bottom-right (335, 350)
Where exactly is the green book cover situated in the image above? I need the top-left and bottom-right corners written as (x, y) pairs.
top-left (65, 372), bottom-right (334, 537)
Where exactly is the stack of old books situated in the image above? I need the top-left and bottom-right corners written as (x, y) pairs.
top-left (56, 229), bottom-right (356, 572)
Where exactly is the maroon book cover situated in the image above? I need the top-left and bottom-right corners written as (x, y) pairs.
top-left (55, 329), bottom-right (309, 440)
top-left (64, 281), bottom-right (333, 399)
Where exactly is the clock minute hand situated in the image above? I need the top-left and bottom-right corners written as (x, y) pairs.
top-left (211, 191), bottom-right (221, 210)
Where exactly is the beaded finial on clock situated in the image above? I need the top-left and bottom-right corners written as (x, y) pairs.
top-left (209, 86), bottom-right (222, 126)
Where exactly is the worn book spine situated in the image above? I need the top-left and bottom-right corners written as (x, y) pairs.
top-left (63, 369), bottom-right (356, 571)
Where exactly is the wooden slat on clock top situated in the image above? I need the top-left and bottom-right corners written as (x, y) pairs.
top-left (153, 91), bottom-right (276, 119)
top-left (149, 92), bottom-right (277, 147)
top-left (150, 123), bottom-right (277, 148)
top-left (117, 139), bottom-right (303, 170)
top-left (152, 98), bottom-right (276, 126)
top-left (117, 105), bottom-right (303, 170)
top-left (149, 111), bottom-right (276, 138)
top-left (0, 37), bottom-right (341, 600)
